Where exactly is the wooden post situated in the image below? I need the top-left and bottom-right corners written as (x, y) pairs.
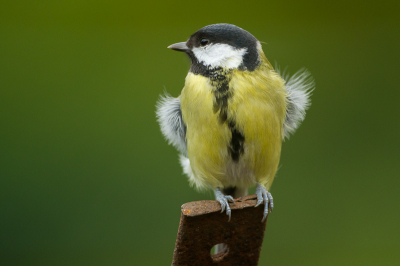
top-left (172, 195), bottom-right (268, 266)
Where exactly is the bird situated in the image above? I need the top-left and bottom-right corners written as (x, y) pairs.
top-left (156, 23), bottom-right (314, 222)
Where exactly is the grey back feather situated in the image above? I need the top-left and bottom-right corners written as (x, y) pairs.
top-left (156, 93), bottom-right (187, 154)
top-left (278, 68), bottom-right (315, 139)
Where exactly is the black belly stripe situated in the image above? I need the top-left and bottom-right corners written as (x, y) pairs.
top-left (210, 68), bottom-right (231, 124)
top-left (206, 68), bottom-right (246, 162)
top-left (228, 121), bottom-right (245, 162)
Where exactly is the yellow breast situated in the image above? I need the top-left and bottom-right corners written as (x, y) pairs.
top-left (180, 61), bottom-right (287, 190)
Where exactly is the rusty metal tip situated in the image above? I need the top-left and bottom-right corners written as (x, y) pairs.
top-left (172, 194), bottom-right (268, 265)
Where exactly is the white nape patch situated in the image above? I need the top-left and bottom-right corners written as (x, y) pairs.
top-left (192, 43), bottom-right (247, 69)
top-left (156, 93), bottom-right (187, 154)
top-left (256, 41), bottom-right (262, 51)
top-left (277, 67), bottom-right (315, 139)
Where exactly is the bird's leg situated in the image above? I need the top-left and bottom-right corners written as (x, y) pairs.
top-left (214, 187), bottom-right (235, 221)
top-left (255, 183), bottom-right (274, 222)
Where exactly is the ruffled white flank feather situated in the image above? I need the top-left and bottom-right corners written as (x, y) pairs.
top-left (156, 93), bottom-right (187, 154)
top-left (278, 68), bottom-right (314, 139)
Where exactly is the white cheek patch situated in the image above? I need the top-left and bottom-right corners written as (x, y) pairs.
top-left (192, 44), bottom-right (247, 69)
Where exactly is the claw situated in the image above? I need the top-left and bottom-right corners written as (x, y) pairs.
top-left (225, 195), bottom-right (235, 202)
top-left (215, 188), bottom-right (235, 221)
top-left (220, 202), bottom-right (226, 213)
top-left (267, 191), bottom-right (274, 212)
top-left (255, 197), bottom-right (263, 208)
top-left (255, 184), bottom-right (273, 222)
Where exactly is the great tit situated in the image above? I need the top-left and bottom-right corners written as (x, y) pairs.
top-left (156, 24), bottom-right (314, 222)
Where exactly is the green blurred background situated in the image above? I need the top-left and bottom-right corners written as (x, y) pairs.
top-left (1, 1), bottom-right (399, 265)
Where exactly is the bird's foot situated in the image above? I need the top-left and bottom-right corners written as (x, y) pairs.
top-left (215, 188), bottom-right (235, 221)
top-left (255, 184), bottom-right (274, 222)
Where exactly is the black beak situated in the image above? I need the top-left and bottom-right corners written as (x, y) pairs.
top-left (168, 42), bottom-right (189, 52)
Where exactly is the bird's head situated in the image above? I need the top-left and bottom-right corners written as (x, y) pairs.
top-left (168, 24), bottom-right (262, 74)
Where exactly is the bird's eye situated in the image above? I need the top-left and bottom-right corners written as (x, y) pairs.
top-left (200, 39), bottom-right (209, 46)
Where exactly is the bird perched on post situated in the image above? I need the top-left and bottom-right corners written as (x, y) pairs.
top-left (156, 24), bottom-right (313, 222)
